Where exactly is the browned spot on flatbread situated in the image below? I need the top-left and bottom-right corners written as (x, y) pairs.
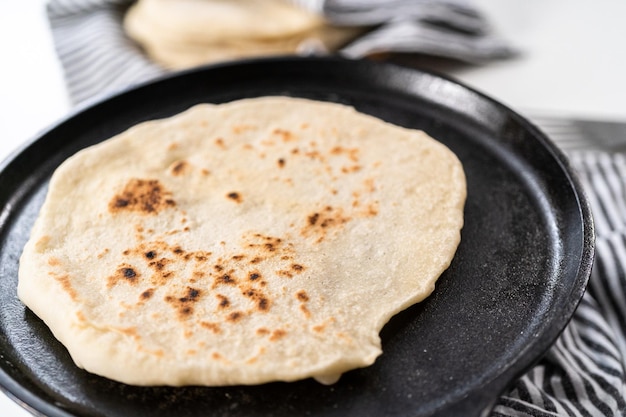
top-left (341, 164), bottom-right (362, 174)
top-left (165, 287), bottom-right (203, 321)
top-left (47, 257), bottom-right (61, 267)
top-left (256, 327), bottom-right (270, 336)
top-left (139, 288), bottom-right (154, 301)
top-left (200, 321), bottom-right (221, 334)
top-left (227, 311), bottom-right (244, 323)
top-left (248, 271), bottom-right (262, 281)
top-left (147, 256), bottom-right (174, 285)
top-left (226, 192), bottom-right (242, 203)
top-left (216, 294), bottom-right (230, 309)
top-left (107, 264), bottom-right (141, 288)
top-left (35, 235), bottom-right (51, 251)
top-left (214, 137), bottom-right (226, 148)
top-left (168, 160), bottom-right (190, 176)
top-left (52, 273), bottom-right (79, 301)
top-left (269, 329), bottom-right (287, 342)
top-left (214, 273), bottom-right (237, 287)
top-left (296, 290), bottom-right (311, 318)
top-left (232, 124), bottom-right (256, 134)
top-left (109, 179), bottom-right (175, 215)
top-left (272, 128), bottom-right (295, 142)
top-left (300, 304), bottom-right (311, 318)
top-left (242, 287), bottom-right (271, 312)
top-left (301, 206), bottom-right (351, 243)
top-left (330, 146), bottom-right (360, 163)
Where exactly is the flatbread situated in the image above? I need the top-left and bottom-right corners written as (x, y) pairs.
top-left (124, 0), bottom-right (362, 69)
top-left (18, 97), bottom-right (466, 386)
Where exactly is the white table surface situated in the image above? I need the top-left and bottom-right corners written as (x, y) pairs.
top-left (0, 0), bottom-right (625, 415)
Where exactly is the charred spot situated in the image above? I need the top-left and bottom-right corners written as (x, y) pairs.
top-left (241, 287), bottom-right (271, 311)
top-left (217, 294), bottom-right (230, 309)
top-left (172, 246), bottom-right (185, 255)
top-left (214, 264), bottom-right (224, 272)
top-left (107, 264), bottom-right (141, 287)
top-left (169, 160), bottom-right (188, 176)
top-left (248, 272), bottom-right (261, 281)
top-left (144, 251), bottom-right (156, 260)
top-left (301, 206), bottom-right (351, 242)
top-left (140, 288), bottom-right (154, 300)
top-left (216, 274), bottom-right (235, 285)
top-left (108, 179), bottom-right (176, 215)
top-left (123, 267), bottom-right (137, 279)
top-left (291, 264), bottom-right (304, 272)
top-left (165, 287), bottom-right (202, 320)
top-left (179, 287), bottom-right (201, 303)
top-left (296, 290), bottom-right (309, 302)
top-left (149, 259), bottom-right (167, 270)
top-left (277, 269), bottom-right (294, 279)
top-left (250, 257), bottom-right (263, 264)
top-left (258, 298), bottom-right (270, 311)
top-left (277, 158), bottom-right (286, 168)
top-left (227, 311), bottom-right (244, 322)
top-left (232, 254), bottom-right (245, 261)
top-left (114, 198), bottom-right (129, 208)
top-left (227, 192), bottom-right (242, 203)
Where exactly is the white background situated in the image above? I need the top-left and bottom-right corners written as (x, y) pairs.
top-left (1, 0), bottom-right (625, 415)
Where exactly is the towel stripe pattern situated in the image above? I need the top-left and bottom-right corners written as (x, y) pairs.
top-left (46, 0), bottom-right (514, 105)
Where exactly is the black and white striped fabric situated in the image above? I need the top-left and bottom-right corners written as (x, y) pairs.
top-left (44, 1), bottom-right (626, 415)
top-left (46, 0), bottom-right (514, 105)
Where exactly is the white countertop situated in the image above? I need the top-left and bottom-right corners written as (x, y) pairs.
top-left (0, 0), bottom-right (624, 415)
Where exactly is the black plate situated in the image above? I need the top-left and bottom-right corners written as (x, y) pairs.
top-left (0, 57), bottom-right (593, 417)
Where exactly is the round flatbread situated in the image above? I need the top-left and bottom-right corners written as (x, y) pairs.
top-left (124, 0), bottom-right (362, 69)
top-left (18, 97), bottom-right (466, 386)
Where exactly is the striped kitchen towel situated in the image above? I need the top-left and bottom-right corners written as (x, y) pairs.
top-left (44, 1), bottom-right (626, 415)
top-left (46, 0), bottom-right (514, 105)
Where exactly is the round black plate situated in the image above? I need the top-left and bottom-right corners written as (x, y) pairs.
top-left (0, 57), bottom-right (593, 417)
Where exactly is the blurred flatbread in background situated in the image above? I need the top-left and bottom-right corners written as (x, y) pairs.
top-left (124, 0), bottom-right (364, 69)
